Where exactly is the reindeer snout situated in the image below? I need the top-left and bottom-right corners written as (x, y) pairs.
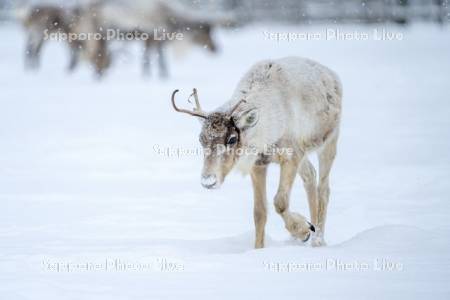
top-left (201, 175), bottom-right (219, 189)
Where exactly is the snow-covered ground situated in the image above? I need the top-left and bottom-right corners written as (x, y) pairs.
top-left (1, 22), bottom-right (450, 299)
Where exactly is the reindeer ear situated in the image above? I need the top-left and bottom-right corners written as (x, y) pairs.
top-left (234, 108), bottom-right (259, 130)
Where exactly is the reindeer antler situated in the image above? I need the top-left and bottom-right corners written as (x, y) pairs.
top-left (190, 88), bottom-right (202, 113)
top-left (228, 99), bottom-right (247, 116)
top-left (171, 89), bottom-right (207, 119)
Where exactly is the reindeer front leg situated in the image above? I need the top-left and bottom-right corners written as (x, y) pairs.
top-left (250, 164), bottom-right (268, 249)
top-left (67, 44), bottom-right (80, 73)
top-left (274, 156), bottom-right (315, 242)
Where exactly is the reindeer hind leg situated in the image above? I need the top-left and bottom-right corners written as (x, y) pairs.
top-left (311, 134), bottom-right (338, 247)
top-left (142, 40), bottom-right (152, 77)
top-left (299, 157), bottom-right (318, 227)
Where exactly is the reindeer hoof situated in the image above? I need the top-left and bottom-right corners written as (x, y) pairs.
top-left (311, 233), bottom-right (327, 247)
top-left (284, 212), bottom-right (314, 243)
top-left (254, 243), bottom-right (264, 249)
top-left (302, 232), bottom-right (311, 243)
top-left (307, 221), bottom-right (316, 232)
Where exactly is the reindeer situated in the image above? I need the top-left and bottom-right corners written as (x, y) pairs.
top-left (141, 18), bottom-right (217, 78)
top-left (141, 1), bottom-right (218, 78)
top-left (18, 5), bottom-right (70, 70)
top-left (94, 0), bottom-right (219, 78)
top-left (17, 4), bottom-right (111, 77)
top-left (171, 57), bottom-right (342, 248)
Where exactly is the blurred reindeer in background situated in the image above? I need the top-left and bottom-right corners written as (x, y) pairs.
top-left (16, 0), bottom-right (231, 78)
top-left (93, 0), bottom-right (224, 78)
top-left (16, 3), bottom-right (111, 77)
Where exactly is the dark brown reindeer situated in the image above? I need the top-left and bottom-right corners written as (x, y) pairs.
top-left (17, 4), bottom-right (111, 77)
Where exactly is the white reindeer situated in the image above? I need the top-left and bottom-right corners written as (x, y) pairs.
top-left (171, 57), bottom-right (342, 248)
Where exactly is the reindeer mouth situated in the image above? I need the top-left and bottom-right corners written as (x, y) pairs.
top-left (202, 183), bottom-right (220, 190)
top-left (201, 175), bottom-right (221, 190)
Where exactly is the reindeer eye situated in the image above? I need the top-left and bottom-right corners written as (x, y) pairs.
top-left (226, 135), bottom-right (238, 145)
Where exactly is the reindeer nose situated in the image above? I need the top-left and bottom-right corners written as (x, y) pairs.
top-left (201, 175), bottom-right (218, 189)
